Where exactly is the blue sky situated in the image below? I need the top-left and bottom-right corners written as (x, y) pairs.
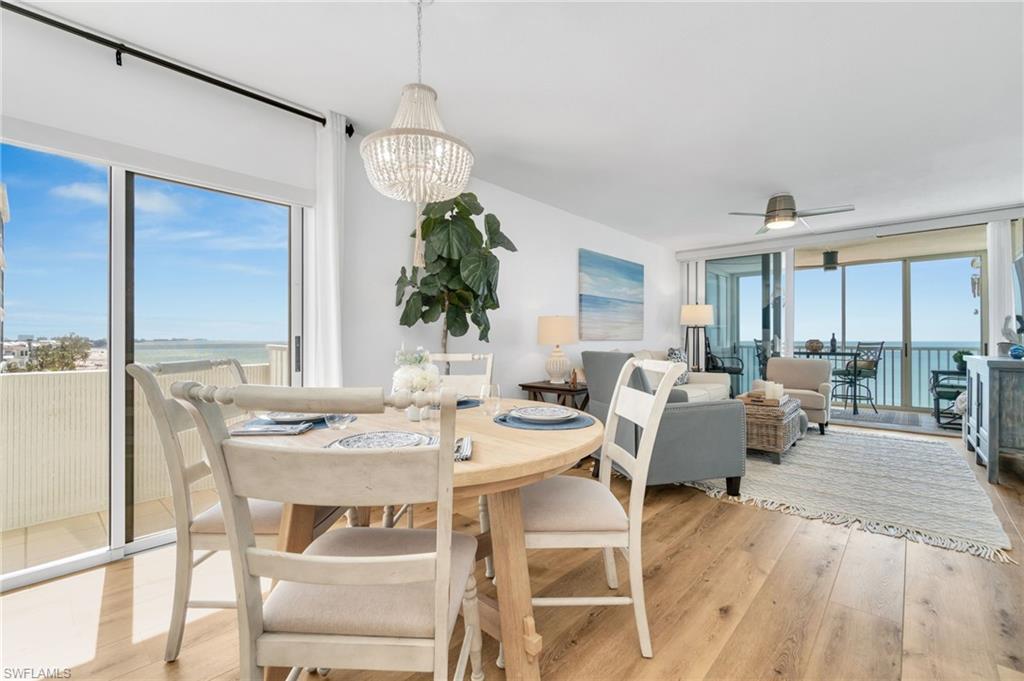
top-left (1, 143), bottom-right (289, 342)
top-left (736, 257), bottom-right (982, 346)
top-left (579, 248), bottom-right (644, 302)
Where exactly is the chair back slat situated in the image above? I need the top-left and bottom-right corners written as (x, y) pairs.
top-left (612, 386), bottom-right (656, 428)
top-left (229, 385), bottom-right (385, 415)
top-left (221, 440), bottom-right (441, 507)
top-left (603, 441), bottom-right (636, 476)
top-left (245, 547), bottom-right (437, 586)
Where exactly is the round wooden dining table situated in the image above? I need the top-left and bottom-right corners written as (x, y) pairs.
top-left (261, 397), bottom-right (604, 681)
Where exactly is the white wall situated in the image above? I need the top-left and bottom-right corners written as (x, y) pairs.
top-left (342, 138), bottom-right (682, 395)
top-left (2, 11), bottom-right (316, 204)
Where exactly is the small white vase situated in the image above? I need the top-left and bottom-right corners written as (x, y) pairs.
top-left (406, 405), bottom-right (421, 421)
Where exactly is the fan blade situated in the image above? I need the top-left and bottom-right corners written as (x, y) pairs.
top-left (729, 212), bottom-right (768, 217)
top-left (799, 217), bottom-right (814, 232)
top-left (755, 224), bottom-right (769, 235)
top-left (795, 204), bottom-right (855, 218)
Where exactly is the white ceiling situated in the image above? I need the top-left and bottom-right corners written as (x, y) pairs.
top-left (27, 1), bottom-right (1024, 252)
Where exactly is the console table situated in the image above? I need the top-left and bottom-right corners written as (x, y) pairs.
top-left (964, 356), bottom-right (1024, 484)
top-left (518, 380), bottom-right (589, 410)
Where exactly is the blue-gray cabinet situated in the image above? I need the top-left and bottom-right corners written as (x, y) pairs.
top-left (964, 356), bottom-right (1024, 484)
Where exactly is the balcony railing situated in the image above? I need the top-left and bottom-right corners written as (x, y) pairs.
top-left (1, 347), bottom-right (290, 533)
top-left (721, 342), bottom-right (969, 409)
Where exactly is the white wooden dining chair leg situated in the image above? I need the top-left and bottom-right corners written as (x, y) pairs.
top-left (496, 643), bottom-right (504, 669)
top-left (284, 666), bottom-right (302, 681)
top-left (406, 504), bottom-right (414, 528)
top-left (478, 496), bottom-right (493, 578)
top-left (628, 544), bottom-right (653, 658)
top-left (602, 547), bottom-right (619, 589)
top-left (382, 504), bottom-right (395, 528)
top-left (164, 543), bottom-right (193, 661)
top-left (462, 576), bottom-right (485, 681)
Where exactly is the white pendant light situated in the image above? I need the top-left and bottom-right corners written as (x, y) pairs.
top-left (360, 0), bottom-right (473, 206)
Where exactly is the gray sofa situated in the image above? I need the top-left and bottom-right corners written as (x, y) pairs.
top-left (581, 351), bottom-right (745, 494)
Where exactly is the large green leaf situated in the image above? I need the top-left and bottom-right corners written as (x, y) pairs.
top-left (470, 304), bottom-right (491, 342)
top-left (446, 305), bottom-right (469, 337)
top-left (428, 218), bottom-right (476, 259)
top-left (452, 214), bottom-right (484, 248)
top-left (460, 248), bottom-right (499, 295)
top-left (425, 199), bottom-right (456, 219)
top-left (455, 192), bottom-right (484, 216)
top-left (485, 214), bottom-right (517, 252)
top-left (394, 267), bottom-right (411, 306)
top-left (422, 298), bottom-right (443, 323)
top-left (418, 274), bottom-right (441, 297)
top-left (425, 254), bottom-right (446, 274)
top-left (399, 292), bottom-right (423, 326)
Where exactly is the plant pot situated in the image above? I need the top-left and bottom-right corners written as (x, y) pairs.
top-left (956, 361), bottom-right (967, 373)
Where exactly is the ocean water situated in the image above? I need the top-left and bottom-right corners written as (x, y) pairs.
top-left (579, 294), bottom-right (644, 340)
top-left (132, 340), bottom-right (284, 365)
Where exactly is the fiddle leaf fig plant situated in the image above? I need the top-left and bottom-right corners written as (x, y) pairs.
top-left (395, 192), bottom-right (516, 352)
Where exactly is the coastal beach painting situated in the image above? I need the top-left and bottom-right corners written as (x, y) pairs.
top-left (578, 249), bottom-right (644, 340)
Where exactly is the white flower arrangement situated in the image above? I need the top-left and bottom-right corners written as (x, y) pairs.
top-left (392, 346), bottom-right (441, 394)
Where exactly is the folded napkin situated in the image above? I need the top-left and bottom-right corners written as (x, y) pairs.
top-left (425, 435), bottom-right (473, 461)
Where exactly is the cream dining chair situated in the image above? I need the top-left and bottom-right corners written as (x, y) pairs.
top-left (171, 381), bottom-right (484, 681)
top-left (127, 360), bottom-right (346, 662)
top-left (517, 357), bottom-right (686, 658)
top-left (386, 352), bottom-right (495, 532)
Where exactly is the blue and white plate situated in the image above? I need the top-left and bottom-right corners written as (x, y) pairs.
top-left (509, 406), bottom-right (577, 423)
top-left (329, 430), bottom-right (428, 449)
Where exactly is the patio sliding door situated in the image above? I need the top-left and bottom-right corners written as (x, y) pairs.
top-left (127, 173), bottom-right (298, 543)
top-left (1, 148), bottom-right (306, 590)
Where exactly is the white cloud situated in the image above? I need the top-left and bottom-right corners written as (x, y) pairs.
top-left (50, 182), bottom-right (107, 205)
top-left (135, 189), bottom-right (181, 215)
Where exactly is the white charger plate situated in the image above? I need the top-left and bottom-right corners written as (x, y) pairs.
top-left (509, 406), bottom-right (578, 423)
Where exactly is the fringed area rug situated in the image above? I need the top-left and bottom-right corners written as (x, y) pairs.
top-left (685, 429), bottom-right (1014, 562)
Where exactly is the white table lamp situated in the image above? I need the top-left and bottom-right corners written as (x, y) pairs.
top-left (538, 315), bottom-right (578, 384)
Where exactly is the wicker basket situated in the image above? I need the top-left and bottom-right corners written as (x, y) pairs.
top-left (744, 396), bottom-right (802, 458)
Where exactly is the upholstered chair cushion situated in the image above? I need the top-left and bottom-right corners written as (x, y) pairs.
top-left (191, 500), bottom-right (339, 535)
top-left (765, 357), bottom-right (832, 390)
top-left (262, 528), bottom-right (478, 639)
top-left (784, 388), bottom-right (826, 411)
top-left (520, 476), bottom-right (628, 532)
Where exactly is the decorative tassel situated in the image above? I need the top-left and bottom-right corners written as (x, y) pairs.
top-left (412, 203), bottom-right (426, 269)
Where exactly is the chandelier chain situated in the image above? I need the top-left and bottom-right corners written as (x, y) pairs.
top-left (416, 0), bottom-right (423, 84)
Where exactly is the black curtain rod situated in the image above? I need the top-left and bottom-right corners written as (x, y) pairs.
top-left (1, 0), bottom-right (333, 128)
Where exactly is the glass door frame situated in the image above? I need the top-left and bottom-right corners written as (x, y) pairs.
top-left (1, 159), bottom-right (306, 591)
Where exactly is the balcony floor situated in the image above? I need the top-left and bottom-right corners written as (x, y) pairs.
top-left (1, 426), bottom-right (1022, 681)
top-left (1, 490), bottom-right (218, 574)
top-left (829, 405), bottom-right (958, 437)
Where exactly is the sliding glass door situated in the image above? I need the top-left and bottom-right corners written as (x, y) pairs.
top-left (908, 255), bottom-right (983, 408)
top-left (794, 252), bottom-right (985, 411)
top-left (1, 143), bottom-right (111, 574)
top-left (705, 252), bottom-right (782, 393)
top-left (1, 143), bottom-right (304, 589)
top-left (127, 174), bottom-right (294, 541)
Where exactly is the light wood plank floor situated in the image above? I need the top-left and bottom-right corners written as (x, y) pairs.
top-left (2, 426), bottom-right (1021, 681)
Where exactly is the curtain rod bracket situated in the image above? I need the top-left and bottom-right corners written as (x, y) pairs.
top-left (345, 123), bottom-right (354, 138)
top-left (115, 46), bottom-right (123, 66)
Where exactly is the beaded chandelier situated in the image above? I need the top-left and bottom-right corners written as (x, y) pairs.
top-left (360, 1), bottom-right (473, 206)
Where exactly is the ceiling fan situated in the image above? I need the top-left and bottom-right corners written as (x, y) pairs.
top-left (730, 193), bottom-right (855, 235)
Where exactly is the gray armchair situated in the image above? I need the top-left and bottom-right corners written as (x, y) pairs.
top-left (581, 351), bottom-right (746, 493)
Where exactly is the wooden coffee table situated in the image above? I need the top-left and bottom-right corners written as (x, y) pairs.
top-left (739, 393), bottom-right (802, 464)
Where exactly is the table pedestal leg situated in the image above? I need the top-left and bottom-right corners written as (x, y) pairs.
top-left (487, 488), bottom-right (543, 681)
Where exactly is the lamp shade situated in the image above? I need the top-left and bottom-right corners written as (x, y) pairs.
top-left (680, 304), bottom-right (713, 326)
top-left (537, 315), bottom-right (579, 345)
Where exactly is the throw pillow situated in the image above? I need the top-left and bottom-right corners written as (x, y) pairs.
top-left (666, 347), bottom-right (690, 385)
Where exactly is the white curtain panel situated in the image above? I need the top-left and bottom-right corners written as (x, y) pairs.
top-left (986, 220), bottom-right (1015, 355)
top-left (304, 112), bottom-right (348, 386)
